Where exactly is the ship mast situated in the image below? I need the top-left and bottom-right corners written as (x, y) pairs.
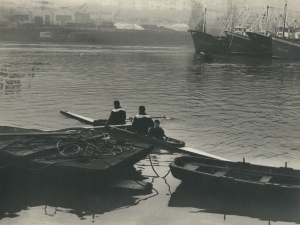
top-left (283, 0), bottom-right (287, 38)
top-left (203, 8), bottom-right (207, 33)
top-left (266, 6), bottom-right (269, 23)
top-left (263, 5), bottom-right (269, 34)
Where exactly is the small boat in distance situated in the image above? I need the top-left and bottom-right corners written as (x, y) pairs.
top-left (170, 156), bottom-right (300, 197)
top-left (197, 52), bottom-right (213, 62)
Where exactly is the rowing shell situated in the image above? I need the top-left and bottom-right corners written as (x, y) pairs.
top-left (59, 110), bottom-right (229, 160)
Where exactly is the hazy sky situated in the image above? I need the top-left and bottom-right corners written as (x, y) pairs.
top-left (1, 0), bottom-right (300, 11)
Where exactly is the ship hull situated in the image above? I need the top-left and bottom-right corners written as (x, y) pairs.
top-left (226, 32), bottom-right (254, 55)
top-left (272, 36), bottom-right (300, 60)
top-left (189, 30), bottom-right (227, 53)
top-left (0, 27), bottom-right (192, 46)
top-left (246, 31), bottom-right (272, 57)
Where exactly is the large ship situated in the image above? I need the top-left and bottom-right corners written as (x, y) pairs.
top-left (245, 3), bottom-right (300, 59)
top-left (271, 36), bottom-right (300, 60)
top-left (246, 32), bottom-right (272, 57)
top-left (189, 30), bottom-right (227, 54)
top-left (188, 2), bottom-right (228, 54)
top-left (225, 28), bottom-right (254, 55)
top-left (0, 24), bottom-right (192, 46)
top-left (269, 3), bottom-right (300, 60)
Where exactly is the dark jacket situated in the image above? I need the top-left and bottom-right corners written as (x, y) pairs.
top-left (132, 114), bottom-right (154, 135)
top-left (148, 127), bottom-right (166, 140)
top-left (108, 107), bottom-right (126, 125)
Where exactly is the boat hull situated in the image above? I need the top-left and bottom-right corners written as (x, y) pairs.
top-left (0, 126), bottom-right (154, 187)
top-left (170, 156), bottom-right (300, 197)
top-left (190, 30), bottom-right (228, 53)
top-left (59, 110), bottom-right (185, 148)
top-left (272, 36), bottom-right (300, 60)
top-left (246, 31), bottom-right (272, 57)
top-left (0, 27), bottom-right (192, 46)
top-left (226, 32), bottom-right (255, 55)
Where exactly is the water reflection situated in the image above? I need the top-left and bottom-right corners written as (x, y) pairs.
top-left (0, 171), bottom-right (155, 221)
top-left (0, 62), bottom-right (39, 95)
top-left (168, 182), bottom-right (300, 224)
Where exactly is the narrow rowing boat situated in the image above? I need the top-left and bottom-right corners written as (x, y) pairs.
top-left (60, 110), bottom-right (184, 147)
top-left (170, 156), bottom-right (300, 196)
top-left (59, 110), bottom-right (229, 160)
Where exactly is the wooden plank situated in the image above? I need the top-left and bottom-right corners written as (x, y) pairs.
top-left (260, 176), bottom-right (272, 183)
top-left (0, 131), bottom-right (81, 137)
top-left (185, 164), bottom-right (200, 171)
top-left (214, 171), bottom-right (227, 176)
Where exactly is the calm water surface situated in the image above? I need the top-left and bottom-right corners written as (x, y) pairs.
top-left (0, 42), bottom-right (299, 225)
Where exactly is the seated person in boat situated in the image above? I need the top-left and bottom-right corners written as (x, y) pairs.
top-left (132, 106), bottom-right (154, 135)
top-left (108, 100), bottom-right (126, 125)
top-left (148, 120), bottom-right (167, 140)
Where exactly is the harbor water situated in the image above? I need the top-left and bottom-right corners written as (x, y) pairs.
top-left (0, 42), bottom-right (299, 225)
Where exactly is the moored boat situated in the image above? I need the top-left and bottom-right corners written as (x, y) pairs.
top-left (0, 26), bottom-right (192, 47)
top-left (269, 1), bottom-right (300, 60)
top-left (246, 31), bottom-right (272, 57)
top-left (271, 36), bottom-right (300, 60)
top-left (188, 3), bottom-right (228, 54)
top-left (0, 126), bottom-right (154, 187)
top-left (189, 30), bottom-right (227, 54)
top-left (244, 6), bottom-right (273, 57)
top-left (170, 156), bottom-right (300, 196)
top-left (225, 30), bottom-right (255, 55)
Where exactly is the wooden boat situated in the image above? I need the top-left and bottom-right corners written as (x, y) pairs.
top-left (60, 110), bottom-right (184, 147)
top-left (170, 156), bottom-right (300, 196)
top-left (59, 110), bottom-right (231, 160)
top-left (0, 126), bottom-right (154, 187)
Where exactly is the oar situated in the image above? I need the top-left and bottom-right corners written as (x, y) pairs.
top-left (152, 116), bottom-right (174, 120)
top-left (127, 116), bottom-right (174, 121)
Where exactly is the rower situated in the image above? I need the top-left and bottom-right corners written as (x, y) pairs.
top-left (132, 106), bottom-right (154, 135)
top-left (148, 120), bottom-right (167, 140)
top-left (108, 100), bottom-right (126, 125)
